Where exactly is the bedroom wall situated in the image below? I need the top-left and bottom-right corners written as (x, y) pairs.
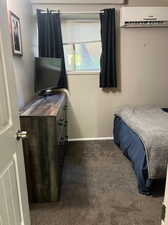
top-left (32, 0), bottom-right (168, 139)
top-left (7, 0), bottom-right (34, 109)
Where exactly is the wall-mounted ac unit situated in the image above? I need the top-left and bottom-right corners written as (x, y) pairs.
top-left (121, 7), bottom-right (168, 28)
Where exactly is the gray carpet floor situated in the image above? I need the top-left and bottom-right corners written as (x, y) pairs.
top-left (31, 141), bottom-right (164, 225)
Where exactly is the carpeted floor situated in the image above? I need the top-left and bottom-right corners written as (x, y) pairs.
top-left (31, 141), bottom-right (164, 225)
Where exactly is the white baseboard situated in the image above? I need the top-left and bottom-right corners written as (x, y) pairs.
top-left (68, 137), bottom-right (114, 142)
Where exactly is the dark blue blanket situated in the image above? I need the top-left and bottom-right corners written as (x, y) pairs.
top-left (113, 108), bottom-right (168, 195)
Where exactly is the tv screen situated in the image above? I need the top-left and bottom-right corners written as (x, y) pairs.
top-left (35, 57), bottom-right (62, 94)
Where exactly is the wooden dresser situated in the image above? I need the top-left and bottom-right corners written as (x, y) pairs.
top-left (20, 92), bottom-right (68, 203)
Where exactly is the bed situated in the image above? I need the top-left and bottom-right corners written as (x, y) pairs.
top-left (113, 107), bottom-right (168, 195)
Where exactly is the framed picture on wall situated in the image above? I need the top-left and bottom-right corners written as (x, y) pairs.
top-left (9, 11), bottom-right (23, 56)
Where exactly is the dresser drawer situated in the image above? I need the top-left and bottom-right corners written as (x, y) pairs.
top-left (20, 93), bottom-right (68, 203)
top-left (56, 105), bottom-right (67, 143)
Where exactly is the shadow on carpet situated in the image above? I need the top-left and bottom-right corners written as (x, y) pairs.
top-left (31, 141), bottom-right (164, 225)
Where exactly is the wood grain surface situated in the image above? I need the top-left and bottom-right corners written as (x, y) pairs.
top-left (20, 93), bottom-right (68, 202)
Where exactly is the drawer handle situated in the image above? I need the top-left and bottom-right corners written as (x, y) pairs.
top-left (59, 137), bottom-right (64, 145)
top-left (58, 121), bottom-right (64, 126)
top-left (58, 118), bottom-right (64, 126)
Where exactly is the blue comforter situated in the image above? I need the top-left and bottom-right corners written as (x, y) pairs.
top-left (113, 108), bottom-right (168, 195)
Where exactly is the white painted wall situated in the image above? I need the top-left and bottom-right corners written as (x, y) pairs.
top-left (7, 0), bottom-right (34, 109)
top-left (33, 1), bottom-right (168, 139)
top-left (68, 28), bottom-right (168, 138)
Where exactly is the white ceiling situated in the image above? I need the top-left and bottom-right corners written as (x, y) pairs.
top-left (31, 0), bottom-right (125, 5)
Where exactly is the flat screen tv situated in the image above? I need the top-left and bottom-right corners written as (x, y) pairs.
top-left (35, 57), bottom-right (62, 95)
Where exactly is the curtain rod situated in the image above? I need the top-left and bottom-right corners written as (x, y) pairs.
top-left (40, 9), bottom-right (104, 14)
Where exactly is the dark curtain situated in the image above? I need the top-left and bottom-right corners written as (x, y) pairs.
top-left (100, 8), bottom-right (117, 88)
top-left (37, 9), bottom-right (68, 89)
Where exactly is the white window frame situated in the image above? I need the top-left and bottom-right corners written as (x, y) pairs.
top-left (62, 18), bottom-right (101, 74)
top-left (63, 40), bottom-right (101, 75)
top-left (64, 40), bottom-right (101, 75)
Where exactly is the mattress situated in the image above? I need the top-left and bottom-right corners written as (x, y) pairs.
top-left (113, 108), bottom-right (168, 195)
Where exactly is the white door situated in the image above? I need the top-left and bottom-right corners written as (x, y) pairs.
top-left (162, 167), bottom-right (168, 225)
top-left (0, 0), bottom-right (31, 225)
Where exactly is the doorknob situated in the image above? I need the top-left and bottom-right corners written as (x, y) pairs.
top-left (16, 130), bottom-right (27, 140)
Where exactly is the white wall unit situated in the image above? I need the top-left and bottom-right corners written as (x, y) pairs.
top-left (121, 7), bottom-right (168, 27)
top-left (31, 0), bottom-right (125, 5)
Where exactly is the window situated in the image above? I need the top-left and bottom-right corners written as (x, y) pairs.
top-left (61, 18), bottom-right (101, 73)
top-left (64, 41), bottom-right (101, 72)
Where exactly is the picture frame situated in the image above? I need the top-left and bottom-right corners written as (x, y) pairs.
top-left (9, 11), bottom-right (23, 56)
